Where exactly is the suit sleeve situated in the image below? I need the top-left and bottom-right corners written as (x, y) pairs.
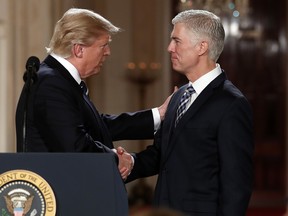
top-left (33, 76), bottom-right (114, 153)
top-left (102, 110), bottom-right (155, 141)
top-left (218, 97), bottom-right (253, 216)
top-left (126, 128), bottom-right (162, 183)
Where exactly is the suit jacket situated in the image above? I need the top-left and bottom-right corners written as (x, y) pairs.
top-left (127, 72), bottom-right (253, 216)
top-left (16, 55), bottom-right (154, 153)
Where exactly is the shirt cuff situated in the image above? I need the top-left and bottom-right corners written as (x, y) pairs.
top-left (130, 155), bottom-right (134, 167)
top-left (152, 108), bottom-right (161, 131)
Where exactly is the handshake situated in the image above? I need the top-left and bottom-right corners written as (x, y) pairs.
top-left (115, 146), bottom-right (133, 180)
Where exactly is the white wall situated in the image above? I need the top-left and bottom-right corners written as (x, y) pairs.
top-left (0, 0), bottom-right (9, 152)
top-left (0, 0), bottom-right (55, 151)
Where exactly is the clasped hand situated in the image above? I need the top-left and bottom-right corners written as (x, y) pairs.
top-left (116, 146), bottom-right (133, 180)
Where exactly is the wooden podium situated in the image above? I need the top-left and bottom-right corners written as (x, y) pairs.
top-left (0, 153), bottom-right (128, 215)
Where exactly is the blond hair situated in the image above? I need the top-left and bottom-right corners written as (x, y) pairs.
top-left (47, 8), bottom-right (120, 58)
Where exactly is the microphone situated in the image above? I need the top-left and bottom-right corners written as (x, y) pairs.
top-left (23, 56), bottom-right (40, 83)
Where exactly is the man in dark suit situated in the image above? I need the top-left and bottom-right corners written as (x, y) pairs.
top-left (15, 8), bottom-right (169, 179)
top-left (126, 10), bottom-right (254, 215)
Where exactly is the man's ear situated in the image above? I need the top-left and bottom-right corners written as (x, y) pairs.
top-left (198, 41), bottom-right (209, 56)
top-left (72, 44), bottom-right (84, 58)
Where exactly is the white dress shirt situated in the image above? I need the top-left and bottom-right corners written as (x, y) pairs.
top-left (186, 64), bottom-right (222, 110)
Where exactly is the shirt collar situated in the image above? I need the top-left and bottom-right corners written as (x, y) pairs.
top-left (50, 53), bottom-right (82, 84)
top-left (190, 64), bottom-right (222, 95)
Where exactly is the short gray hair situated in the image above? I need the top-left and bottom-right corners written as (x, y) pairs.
top-left (172, 10), bottom-right (225, 61)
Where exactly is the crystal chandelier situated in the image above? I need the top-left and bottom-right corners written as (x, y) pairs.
top-left (177, 0), bottom-right (250, 18)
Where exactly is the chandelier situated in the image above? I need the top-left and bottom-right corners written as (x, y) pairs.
top-left (177, 0), bottom-right (251, 18)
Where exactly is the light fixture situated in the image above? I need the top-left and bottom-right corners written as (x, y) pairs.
top-left (177, 0), bottom-right (251, 19)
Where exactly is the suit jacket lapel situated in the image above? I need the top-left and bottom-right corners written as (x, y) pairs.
top-left (43, 55), bottom-right (113, 148)
top-left (161, 72), bottom-right (227, 164)
top-left (160, 85), bottom-right (186, 158)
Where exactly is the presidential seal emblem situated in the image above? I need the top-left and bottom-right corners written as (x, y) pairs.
top-left (0, 170), bottom-right (56, 216)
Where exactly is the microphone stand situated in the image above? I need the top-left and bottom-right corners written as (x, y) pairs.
top-left (18, 56), bottom-right (39, 152)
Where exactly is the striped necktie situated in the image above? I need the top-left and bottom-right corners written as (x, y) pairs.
top-left (175, 85), bottom-right (195, 126)
top-left (80, 81), bottom-right (89, 96)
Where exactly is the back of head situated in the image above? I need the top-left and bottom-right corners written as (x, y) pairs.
top-left (47, 8), bottom-right (120, 58)
top-left (172, 9), bottom-right (225, 62)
